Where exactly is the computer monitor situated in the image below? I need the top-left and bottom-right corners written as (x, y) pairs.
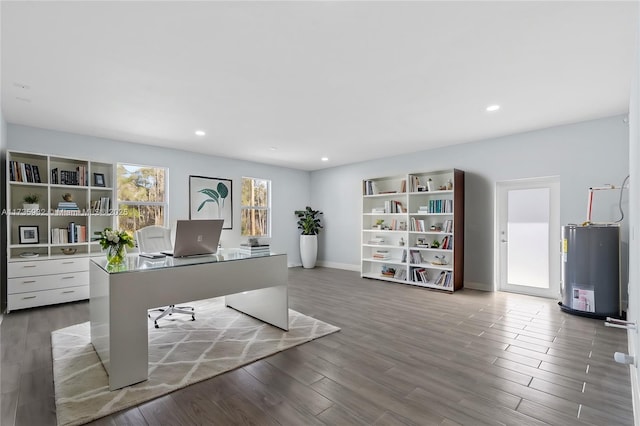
top-left (162, 219), bottom-right (223, 257)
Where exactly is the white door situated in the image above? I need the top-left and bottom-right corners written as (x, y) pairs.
top-left (496, 177), bottom-right (561, 298)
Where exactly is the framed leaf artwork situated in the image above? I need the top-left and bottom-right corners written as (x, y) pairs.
top-left (189, 175), bottom-right (233, 229)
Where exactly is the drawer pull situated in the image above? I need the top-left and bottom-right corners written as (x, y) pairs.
top-left (23, 265), bottom-right (37, 268)
top-left (61, 276), bottom-right (75, 280)
top-left (62, 261), bottom-right (75, 265)
top-left (22, 296), bottom-right (37, 300)
top-left (22, 280), bottom-right (37, 284)
top-left (62, 290), bottom-right (75, 294)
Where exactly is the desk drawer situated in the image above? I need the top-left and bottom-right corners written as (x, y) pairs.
top-left (8, 258), bottom-right (89, 278)
top-left (7, 285), bottom-right (89, 311)
top-left (8, 271), bottom-right (89, 294)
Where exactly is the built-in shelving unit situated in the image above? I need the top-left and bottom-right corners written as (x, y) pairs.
top-left (361, 169), bottom-right (464, 292)
top-left (6, 151), bottom-right (115, 311)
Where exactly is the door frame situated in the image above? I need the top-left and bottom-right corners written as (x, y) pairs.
top-left (495, 176), bottom-right (561, 298)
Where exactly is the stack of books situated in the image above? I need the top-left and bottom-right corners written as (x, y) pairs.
top-left (57, 201), bottom-right (79, 210)
top-left (239, 244), bottom-right (270, 256)
top-left (372, 249), bottom-right (390, 260)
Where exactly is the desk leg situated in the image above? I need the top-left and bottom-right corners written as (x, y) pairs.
top-left (226, 285), bottom-right (289, 330)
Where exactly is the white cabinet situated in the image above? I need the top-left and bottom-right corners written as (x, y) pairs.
top-left (361, 169), bottom-right (464, 292)
top-left (6, 151), bottom-right (115, 311)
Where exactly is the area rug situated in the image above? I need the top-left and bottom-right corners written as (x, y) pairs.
top-left (51, 297), bottom-right (340, 426)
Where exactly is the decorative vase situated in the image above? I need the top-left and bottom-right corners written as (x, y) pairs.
top-left (106, 244), bottom-right (127, 266)
top-left (23, 203), bottom-right (39, 212)
top-left (300, 234), bottom-right (318, 269)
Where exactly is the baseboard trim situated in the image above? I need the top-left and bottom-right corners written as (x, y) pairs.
top-left (316, 261), bottom-right (360, 272)
top-left (464, 281), bottom-right (492, 291)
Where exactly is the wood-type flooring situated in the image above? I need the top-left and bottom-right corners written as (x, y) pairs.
top-left (1, 267), bottom-right (633, 425)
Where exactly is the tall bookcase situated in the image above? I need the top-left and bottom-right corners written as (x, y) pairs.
top-left (6, 151), bottom-right (115, 311)
top-left (362, 169), bottom-right (464, 292)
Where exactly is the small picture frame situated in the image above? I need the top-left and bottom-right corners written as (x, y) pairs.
top-left (94, 173), bottom-right (106, 187)
top-left (19, 225), bottom-right (39, 244)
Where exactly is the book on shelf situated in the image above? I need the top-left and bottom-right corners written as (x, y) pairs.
top-left (371, 207), bottom-right (385, 214)
top-left (91, 197), bottom-right (111, 213)
top-left (409, 249), bottom-right (423, 264)
top-left (372, 249), bottom-right (391, 260)
top-left (363, 180), bottom-right (379, 196)
top-left (367, 237), bottom-right (385, 245)
top-left (381, 265), bottom-right (396, 277)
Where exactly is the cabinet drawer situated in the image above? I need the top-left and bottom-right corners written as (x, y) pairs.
top-left (7, 285), bottom-right (89, 311)
top-left (8, 271), bottom-right (89, 294)
top-left (8, 257), bottom-right (89, 278)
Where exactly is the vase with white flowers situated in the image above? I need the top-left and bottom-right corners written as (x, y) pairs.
top-left (95, 227), bottom-right (135, 266)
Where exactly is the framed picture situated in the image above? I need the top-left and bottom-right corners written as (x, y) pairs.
top-left (189, 175), bottom-right (232, 229)
top-left (93, 173), bottom-right (106, 187)
top-left (19, 225), bottom-right (39, 244)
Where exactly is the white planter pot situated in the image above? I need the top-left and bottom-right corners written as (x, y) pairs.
top-left (300, 235), bottom-right (318, 269)
top-left (23, 203), bottom-right (39, 212)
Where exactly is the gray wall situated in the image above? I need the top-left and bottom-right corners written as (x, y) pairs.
top-left (310, 115), bottom-right (629, 292)
top-left (7, 124), bottom-right (311, 266)
top-left (1, 112), bottom-right (6, 314)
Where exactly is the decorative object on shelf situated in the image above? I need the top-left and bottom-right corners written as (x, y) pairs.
top-left (431, 240), bottom-right (440, 248)
top-left (189, 175), bottom-right (233, 229)
top-left (446, 179), bottom-right (453, 190)
top-left (93, 173), bottom-right (106, 187)
top-left (433, 255), bottom-right (448, 265)
top-left (22, 193), bottom-right (40, 211)
top-left (95, 227), bottom-right (134, 266)
top-left (61, 248), bottom-right (78, 255)
top-left (19, 252), bottom-right (39, 258)
top-left (399, 237), bottom-right (405, 246)
top-left (18, 225), bottom-right (39, 244)
top-left (294, 206), bottom-right (323, 269)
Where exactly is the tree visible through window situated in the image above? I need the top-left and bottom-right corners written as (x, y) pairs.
top-left (117, 164), bottom-right (167, 233)
top-left (241, 177), bottom-right (270, 237)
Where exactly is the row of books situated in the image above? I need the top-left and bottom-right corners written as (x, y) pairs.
top-left (408, 249), bottom-right (424, 264)
top-left (412, 267), bottom-right (431, 283)
top-left (418, 199), bottom-right (453, 214)
top-left (410, 218), bottom-right (427, 232)
top-left (440, 235), bottom-right (453, 250)
top-left (442, 219), bottom-right (453, 233)
top-left (9, 161), bottom-right (42, 183)
top-left (367, 237), bottom-right (385, 245)
top-left (51, 223), bottom-right (87, 244)
top-left (384, 200), bottom-right (405, 213)
top-left (90, 197), bottom-right (111, 214)
top-left (408, 268), bottom-right (452, 287)
top-left (51, 167), bottom-right (87, 185)
top-left (433, 271), bottom-right (453, 288)
top-left (409, 176), bottom-right (434, 192)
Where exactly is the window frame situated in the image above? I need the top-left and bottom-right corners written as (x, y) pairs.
top-left (240, 176), bottom-right (272, 238)
top-left (116, 162), bottom-right (169, 231)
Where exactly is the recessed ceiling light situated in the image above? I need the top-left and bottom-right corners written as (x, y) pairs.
top-left (269, 146), bottom-right (278, 151)
top-left (321, 157), bottom-right (329, 162)
top-left (195, 130), bottom-right (206, 136)
top-left (486, 105), bottom-right (500, 112)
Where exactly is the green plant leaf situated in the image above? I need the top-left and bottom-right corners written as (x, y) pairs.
top-left (197, 199), bottom-right (217, 212)
top-left (199, 188), bottom-right (219, 201)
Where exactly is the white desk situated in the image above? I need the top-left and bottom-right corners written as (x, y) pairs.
top-left (90, 251), bottom-right (288, 390)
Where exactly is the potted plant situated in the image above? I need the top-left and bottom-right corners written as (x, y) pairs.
top-left (294, 206), bottom-right (323, 268)
top-left (23, 193), bottom-right (40, 211)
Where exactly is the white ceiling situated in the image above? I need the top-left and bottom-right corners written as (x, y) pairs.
top-left (2, 1), bottom-right (637, 171)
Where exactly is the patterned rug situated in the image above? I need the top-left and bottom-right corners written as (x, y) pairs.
top-left (51, 297), bottom-right (340, 426)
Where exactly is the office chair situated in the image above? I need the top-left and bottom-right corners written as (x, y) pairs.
top-left (135, 225), bottom-right (195, 328)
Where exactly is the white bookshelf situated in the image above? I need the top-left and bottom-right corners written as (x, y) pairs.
top-left (6, 150), bottom-right (116, 311)
top-left (361, 169), bottom-right (464, 292)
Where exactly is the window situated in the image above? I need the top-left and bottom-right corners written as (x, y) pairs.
top-left (117, 163), bottom-right (167, 233)
top-left (241, 177), bottom-right (270, 237)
